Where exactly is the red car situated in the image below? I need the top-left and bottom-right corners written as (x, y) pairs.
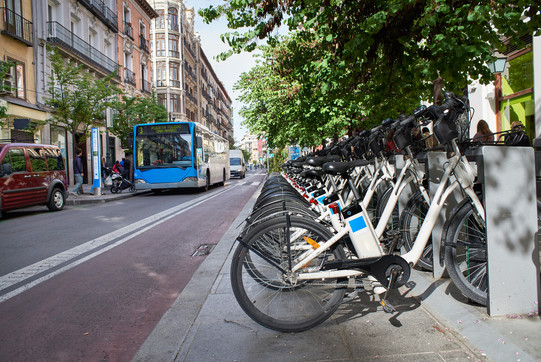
top-left (0, 143), bottom-right (68, 215)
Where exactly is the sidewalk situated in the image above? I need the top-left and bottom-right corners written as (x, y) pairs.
top-left (65, 184), bottom-right (149, 206)
top-left (133, 186), bottom-right (541, 362)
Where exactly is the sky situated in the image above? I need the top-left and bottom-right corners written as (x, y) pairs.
top-left (183, 0), bottom-right (259, 143)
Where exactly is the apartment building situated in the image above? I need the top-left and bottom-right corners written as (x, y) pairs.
top-left (0, 0), bottom-right (46, 143)
top-left (149, 0), bottom-right (233, 143)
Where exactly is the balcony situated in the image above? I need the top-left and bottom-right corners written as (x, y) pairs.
top-left (77, 0), bottom-right (118, 33)
top-left (169, 50), bottom-right (179, 58)
top-left (142, 80), bottom-right (151, 94)
top-left (183, 39), bottom-right (195, 58)
top-left (170, 80), bottom-right (180, 88)
top-left (0, 7), bottom-right (33, 46)
top-left (156, 50), bottom-right (166, 57)
top-left (185, 68), bottom-right (196, 82)
top-left (156, 80), bottom-right (167, 87)
top-left (124, 68), bottom-right (135, 86)
top-left (186, 92), bottom-right (197, 105)
top-left (139, 35), bottom-right (149, 54)
top-left (123, 21), bottom-right (133, 39)
top-left (47, 21), bottom-right (119, 75)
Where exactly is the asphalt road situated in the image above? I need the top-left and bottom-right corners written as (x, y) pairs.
top-left (0, 171), bottom-right (266, 361)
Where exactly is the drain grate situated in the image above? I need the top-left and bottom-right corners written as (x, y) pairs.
top-left (192, 244), bottom-right (216, 257)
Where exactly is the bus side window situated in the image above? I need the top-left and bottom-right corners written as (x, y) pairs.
top-left (196, 136), bottom-right (203, 148)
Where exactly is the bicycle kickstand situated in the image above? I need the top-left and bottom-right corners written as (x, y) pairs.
top-left (379, 267), bottom-right (399, 313)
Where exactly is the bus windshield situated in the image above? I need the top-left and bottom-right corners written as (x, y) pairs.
top-left (136, 133), bottom-right (193, 168)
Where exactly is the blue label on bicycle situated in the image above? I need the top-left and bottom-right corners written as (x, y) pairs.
top-left (317, 196), bottom-right (326, 205)
top-left (349, 215), bottom-right (367, 232)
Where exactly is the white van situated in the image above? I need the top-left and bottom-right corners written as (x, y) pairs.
top-left (229, 150), bottom-right (246, 178)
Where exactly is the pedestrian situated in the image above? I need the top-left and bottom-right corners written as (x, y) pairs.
top-left (473, 120), bottom-right (494, 143)
top-left (70, 149), bottom-right (84, 196)
top-left (505, 121), bottom-right (530, 146)
top-left (113, 160), bottom-right (122, 174)
top-left (384, 129), bottom-right (399, 154)
top-left (422, 127), bottom-right (439, 149)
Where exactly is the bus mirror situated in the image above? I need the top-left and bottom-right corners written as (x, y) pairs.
top-left (196, 136), bottom-right (203, 148)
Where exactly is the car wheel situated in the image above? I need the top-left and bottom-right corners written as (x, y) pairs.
top-left (47, 188), bottom-right (65, 211)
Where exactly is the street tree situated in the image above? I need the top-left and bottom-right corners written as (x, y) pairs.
top-left (109, 93), bottom-right (168, 180)
top-left (44, 47), bottom-right (120, 147)
top-left (109, 92), bottom-right (168, 148)
top-left (202, 1), bottom-right (541, 144)
top-left (0, 60), bottom-right (15, 127)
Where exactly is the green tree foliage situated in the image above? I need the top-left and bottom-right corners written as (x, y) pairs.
top-left (44, 47), bottom-right (120, 146)
top-left (0, 60), bottom-right (15, 127)
top-left (202, 1), bottom-right (540, 145)
top-left (109, 93), bottom-right (168, 149)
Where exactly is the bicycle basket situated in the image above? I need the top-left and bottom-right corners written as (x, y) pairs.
top-left (393, 128), bottom-right (411, 150)
top-left (369, 135), bottom-right (384, 154)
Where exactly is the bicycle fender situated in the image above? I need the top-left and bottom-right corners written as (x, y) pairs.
top-left (439, 198), bottom-right (471, 267)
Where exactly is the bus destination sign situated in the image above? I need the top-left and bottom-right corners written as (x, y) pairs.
top-left (138, 123), bottom-right (190, 136)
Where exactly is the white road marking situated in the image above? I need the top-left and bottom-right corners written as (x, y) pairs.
top-left (0, 179), bottom-right (259, 303)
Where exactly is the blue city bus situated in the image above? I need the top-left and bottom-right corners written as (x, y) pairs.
top-left (133, 122), bottom-right (229, 191)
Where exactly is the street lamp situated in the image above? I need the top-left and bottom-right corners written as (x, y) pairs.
top-left (488, 52), bottom-right (507, 74)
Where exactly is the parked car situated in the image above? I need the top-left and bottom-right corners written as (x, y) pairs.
top-left (229, 150), bottom-right (246, 178)
top-left (0, 143), bottom-right (68, 215)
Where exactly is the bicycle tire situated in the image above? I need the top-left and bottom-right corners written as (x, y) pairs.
top-left (399, 190), bottom-right (433, 270)
top-left (444, 200), bottom-right (487, 306)
top-left (375, 187), bottom-right (400, 243)
top-left (231, 215), bottom-right (347, 332)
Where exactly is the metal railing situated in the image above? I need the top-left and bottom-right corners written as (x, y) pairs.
top-left (169, 50), bottom-right (179, 58)
top-left (142, 80), bottom-right (151, 94)
top-left (140, 35), bottom-right (149, 53)
top-left (124, 68), bottom-right (135, 86)
top-left (186, 92), bottom-right (197, 105)
top-left (156, 50), bottom-right (166, 57)
top-left (186, 68), bottom-right (196, 82)
top-left (156, 80), bottom-right (167, 87)
top-left (123, 21), bottom-right (133, 39)
top-left (170, 80), bottom-right (181, 88)
top-left (77, 0), bottom-right (118, 32)
top-left (183, 39), bottom-right (195, 58)
top-left (0, 7), bottom-right (32, 45)
top-left (47, 21), bottom-right (119, 75)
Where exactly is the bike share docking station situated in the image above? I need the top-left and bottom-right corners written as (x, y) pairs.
top-left (397, 146), bottom-right (539, 316)
top-left (469, 145), bottom-right (539, 316)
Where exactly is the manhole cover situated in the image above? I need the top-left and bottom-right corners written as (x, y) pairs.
top-left (192, 244), bottom-right (216, 257)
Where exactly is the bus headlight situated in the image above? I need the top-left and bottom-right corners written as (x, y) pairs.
top-left (135, 179), bottom-right (147, 184)
top-left (183, 177), bottom-right (197, 182)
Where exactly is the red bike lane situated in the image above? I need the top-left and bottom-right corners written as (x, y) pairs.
top-left (0, 177), bottom-right (263, 362)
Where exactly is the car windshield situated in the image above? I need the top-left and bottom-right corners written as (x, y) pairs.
top-left (230, 158), bottom-right (242, 166)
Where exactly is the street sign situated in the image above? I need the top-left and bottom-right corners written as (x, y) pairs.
top-left (91, 127), bottom-right (101, 191)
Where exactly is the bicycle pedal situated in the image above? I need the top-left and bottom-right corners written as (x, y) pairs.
top-left (380, 299), bottom-right (396, 313)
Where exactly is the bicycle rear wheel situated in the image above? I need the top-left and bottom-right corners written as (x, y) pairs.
top-left (444, 200), bottom-right (487, 306)
top-left (231, 216), bottom-right (347, 332)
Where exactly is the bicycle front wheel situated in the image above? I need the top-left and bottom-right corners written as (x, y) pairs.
top-left (400, 191), bottom-right (433, 270)
top-left (444, 201), bottom-right (487, 306)
top-left (231, 216), bottom-right (347, 332)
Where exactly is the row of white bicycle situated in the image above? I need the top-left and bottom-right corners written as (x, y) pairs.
top-left (229, 92), bottom-right (524, 332)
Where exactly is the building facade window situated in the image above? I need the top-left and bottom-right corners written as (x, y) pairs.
top-left (156, 9), bottom-right (165, 29)
top-left (155, 34), bottom-right (165, 56)
top-left (170, 93), bottom-right (181, 112)
top-left (169, 62), bottom-right (180, 88)
top-left (169, 34), bottom-right (179, 58)
top-left (168, 8), bottom-right (178, 31)
top-left (7, 58), bottom-right (25, 100)
top-left (156, 61), bottom-right (166, 87)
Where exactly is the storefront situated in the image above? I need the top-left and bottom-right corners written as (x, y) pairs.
top-left (496, 37), bottom-right (535, 141)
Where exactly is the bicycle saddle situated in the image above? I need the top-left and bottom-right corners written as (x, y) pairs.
top-left (306, 155), bottom-right (341, 167)
top-left (322, 159), bottom-right (370, 175)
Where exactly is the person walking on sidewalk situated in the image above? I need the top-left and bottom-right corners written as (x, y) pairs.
top-left (70, 149), bottom-right (84, 196)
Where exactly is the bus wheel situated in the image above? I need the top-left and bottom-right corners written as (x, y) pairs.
top-left (203, 172), bottom-right (210, 191)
